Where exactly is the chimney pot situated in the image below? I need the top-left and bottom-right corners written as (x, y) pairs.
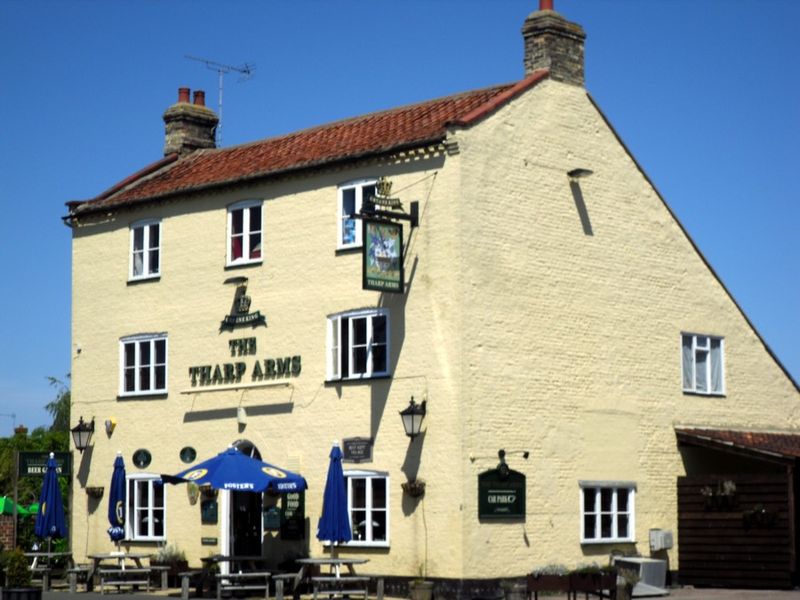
top-left (193, 90), bottom-right (206, 107)
top-left (178, 87), bottom-right (191, 103)
top-left (539, 0), bottom-right (553, 10)
top-left (163, 87), bottom-right (218, 156)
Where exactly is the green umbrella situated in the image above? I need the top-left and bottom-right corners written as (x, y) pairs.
top-left (0, 496), bottom-right (30, 516)
top-left (27, 502), bottom-right (40, 514)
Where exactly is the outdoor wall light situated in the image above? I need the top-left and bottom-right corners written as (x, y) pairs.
top-left (71, 416), bottom-right (95, 453)
top-left (237, 406), bottom-right (247, 426)
top-left (104, 418), bottom-right (117, 437)
top-left (567, 167), bottom-right (594, 180)
top-left (399, 397), bottom-right (427, 438)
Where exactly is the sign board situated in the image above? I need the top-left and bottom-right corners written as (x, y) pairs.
top-left (18, 452), bottom-right (71, 477)
top-left (362, 219), bottom-right (404, 293)
top-left (343, 438), bottom-right (373, 463)
top-left (201, 537), bottom-right (218, 546)
top-left (478, 467), bottom-right (526, 520)
top-left (201, 499), bottom-right (218, 524)
top-left (280, 491), bottom-right (305, 540)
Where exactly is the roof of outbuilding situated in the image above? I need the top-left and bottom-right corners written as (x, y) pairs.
top-left (675, 427), bottom-right (800, 461)
top-left (70, 70), bottom-right (550, 216)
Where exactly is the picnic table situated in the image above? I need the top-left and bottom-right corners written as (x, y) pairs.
top-left (25, 551), bottom-right (73, 591)
top-left (200, 554), bottom-right (271, 600)
top-left (293, 558), bottom-right (371, 600)
top-left (86, 551), bottom-right (153, 593)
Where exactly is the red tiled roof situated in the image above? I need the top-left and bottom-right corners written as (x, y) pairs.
top-left (676, 428), bottom-right (800, 460)
top-left (71, 70), bottom-right (549, 216)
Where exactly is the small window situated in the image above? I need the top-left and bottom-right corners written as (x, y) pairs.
top-left (338, 180), bottom-right (376, 249)
top-left (345, 471), bottom-right (389, 547)
top-left (228, 200), bottom-right (263, 266)
top-left (327, 309), bottom-right (389, 381)
top-left (580, 482), bottom-right (635, 544)
top-left (682, 333), bottom-right (724, 395)
top-left (120, 334), bottom-right (167, 396)
top-left (130, 220), bottom-right (160, 280)
top-left (126, 475), bottom-right (166, 541)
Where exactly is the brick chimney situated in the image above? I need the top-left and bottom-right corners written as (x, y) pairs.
top-left (163, 87), bottom-right (219, 156)
top-left (522, 0), bottom-right (586, 86)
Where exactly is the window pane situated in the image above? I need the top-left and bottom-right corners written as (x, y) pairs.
top-left (617, 514), bottom-right (629, 538)
top-left (231, 235), bottom-right (243, 260)
top-left (696, 336), bottom-right (709, 349)
top-left (617, 489), bottom-right (629, 511)
top-left (372, 511), bottom-right (387, 541)
top-left (149, 249), bottom-right (159, 274)
top-left (372, 345), bottom-right (386, 373)
top-left (710, 338), bottom-right (723, 392)
top-left (133, 227), bottom-right (144, 251)
top-left (353, 347), bottom-right (367, 374)
top-left (140, 341), bottom-right (151, 366)
top-left (153, 510), bottom-right (164, 537)
top-left (232, 209), bottom-right (243, 235)
top-left (583, 488), bottom-right (596, 512)
top-left (373, 316), bottom-right (386, 343)
top-left (249, 206), bottom-right (261, 232)
top-left (601, 514), bottom-right (613, 538)
top-left (351, 478), bottom-right (366, 509)
top-left (600, 488), bottom-right (613, 512)
top-left (682, 335), bottom-right (693, 390)
top-left (372, 479), bottom-right (386, 509)
top-left (342, 189), bottom-right (356, 245)
top-left (150, 224), bottom-right (159, 247)
top-left (125, 343), bottom-right (135, 367)
top-left (696, 350), bottom-right (708, 392)
top-left (363, 185), bottom-right (376, 204)
top-left (155, 366), bottom-right (165, 390)
top-left (133, 252), bottom-right (144, 276)
top-left (139, 366), bottom-right (151, 390)
top-left (250, 233), bottom-right (261, 259)
top-left (352, 318), bottom-right (367, 345)
top-left (155, 340), bottom-right (166, 363)
top-left (584, 514), bottom-right (596, 539)
top-left (352, 510), bottom-right (367, 541)
top-left (124, 368), bottom-right (135, 392)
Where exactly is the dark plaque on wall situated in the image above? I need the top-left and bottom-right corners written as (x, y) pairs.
top-left (478, 467), bottom-right (526, 520)
top-left (201, 499), bottom-right (218, 524)
top-left (343, 437), bottom-right (373, 463)
top-left (280, 491), bottom-right (305, 540)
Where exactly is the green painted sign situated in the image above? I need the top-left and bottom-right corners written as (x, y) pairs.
top-left (280, 491), bottom-right (305, 540)
top-left (18, 452), bottom-right (71, 477)
top-left (478, 467), bottom-right (526, 520)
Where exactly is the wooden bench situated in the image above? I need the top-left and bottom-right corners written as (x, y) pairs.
top-left (215, 571), bottom-right (270, 600)
top-left (274, 572), bottom-right (302, 600)
top-left (30, 565), bottom-right (54, 591)
top-left (150, 564), bottom-right (171, 589)
top-left (99, 567), bottom-right (151, 594)
top-left (311, 576), bottom-right (370, 600)
top-left (179, 570), bottom-right (205, 600)
top-left (67, 565), bottom-right (91, 593)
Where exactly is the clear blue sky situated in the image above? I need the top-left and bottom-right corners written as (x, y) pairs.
top-left (1, 0), bottom-right (797, 434)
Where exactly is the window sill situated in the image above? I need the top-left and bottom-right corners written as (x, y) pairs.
top-left (127, 275), bottom-right (161, 285)
top-left (225, 260), bottom-right (263, 270)
top-left (343, 541), bottom-right (390, 549)
top-left (118, 393), bottom-right (168, 401)
top-left (581, 538), bottom-right (636, 545)
top-left (325, 375), bottom-right (392, 386)
top-left (335, 246), bottom-right (362, 256)
top-left (682, 390), bottom-right (726, 398)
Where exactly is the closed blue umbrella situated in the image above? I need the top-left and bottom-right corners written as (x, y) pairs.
top-left (35, 452), bottom-right (67, 540)
top-left (163, 447), bottom-right (307, 493)
top-left (316, 443), bottom-right (351, 551)
top-left (107, 452), bottom-right (126, 542)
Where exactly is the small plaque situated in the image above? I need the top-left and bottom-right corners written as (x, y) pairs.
top-left (201, 537), bottom-right (218, 546)
top-left (343, 437), bottom-right (373, 463)
top-left (201, 499), bottom-right (218, 524)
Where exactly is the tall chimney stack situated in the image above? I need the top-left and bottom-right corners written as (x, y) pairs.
top-left (163, 87), bottom-right (219, 156)
top-left (522, 0), bottom-right (586, 86)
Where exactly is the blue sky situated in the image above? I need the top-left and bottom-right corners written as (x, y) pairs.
top-left (0, 0), bottom-right (797, 433)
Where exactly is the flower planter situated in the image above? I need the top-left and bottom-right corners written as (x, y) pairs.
top-left (409, 580), bottom-right (434, 600)
top-left (526, 573), bottom-right (570, 593)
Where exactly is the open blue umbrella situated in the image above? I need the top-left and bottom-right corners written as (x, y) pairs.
top-left (316, 443), bottom-right (351, 552)
top-left (108, 452), bottom-right (126, 542)
top-left (35, 452), bottom-right (67, 540)
top-left (163, 447), bottom-right (307, 493)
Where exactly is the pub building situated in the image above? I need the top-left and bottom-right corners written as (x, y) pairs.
top-left (66, 1), bottom-right (800, 593)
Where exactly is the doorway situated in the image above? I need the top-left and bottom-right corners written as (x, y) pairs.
top-left (227, 440), bottom-right (264, 557)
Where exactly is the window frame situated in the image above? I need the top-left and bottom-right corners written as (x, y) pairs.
top-left (119, 333), bottom-right (168, 397)
top-left (681, 332), bottom-right (725, 396)
top-left (129, 219), bottom-right (161, 281)
top-left (326, 308), bottom-right (390, 381)
top-left (337, 179), bottom-right (377, 250)
top-left (227, 199), bottom-right (263, 267)
top-left (126, 473), bottom-right (166, 542)
top-left (579, 481), bottom-right (636, 544)
top-left (343, 469), bottom-right (390, 548)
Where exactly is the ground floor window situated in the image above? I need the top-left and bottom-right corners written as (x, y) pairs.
top-left (580, 481), bottom-right (635, 543)
top-left (127, 475), bottom-right (165, 541)
top-left (345, 470), bottom-right (389, 547)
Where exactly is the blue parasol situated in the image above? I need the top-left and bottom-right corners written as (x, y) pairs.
top-left (316, 443), bottom-right (352, 548)
top-left (35, 452), bottom-right (67, 540)
top-left (163, 447), bottom-right (307, 494)
top-left (107, 452), bottom-right (126, 542)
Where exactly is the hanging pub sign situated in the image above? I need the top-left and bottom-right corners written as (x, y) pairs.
top-left (362, 219), bottom-right (404, 293)
top-left (478, 466), bottom-right (526, 520)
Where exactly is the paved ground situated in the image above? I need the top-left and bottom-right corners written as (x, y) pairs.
top-left (40, 588), bottom-right (800, 600)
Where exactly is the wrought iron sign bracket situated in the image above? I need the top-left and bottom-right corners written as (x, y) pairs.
top-left (356, 200), bottom-right (418, 228)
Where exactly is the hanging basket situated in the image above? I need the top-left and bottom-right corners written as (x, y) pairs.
top-left (402, 480), bottom-right (426, 498)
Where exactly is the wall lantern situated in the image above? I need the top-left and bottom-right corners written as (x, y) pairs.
top-left (399, 397), bottom-right (426, 439)
top-left (567, 168), bottom-right (594, 180)
top-left (71, 416), bottom-right (95, 453)
top-left (104, 418), bottom-right (117, 437)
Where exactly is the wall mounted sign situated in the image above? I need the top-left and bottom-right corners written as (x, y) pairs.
top-left (343, 438), bottom-right (373, 463)
top-left (263, 505), bottom-right (281, 530)
top-left (201, 499), bottom-right (218, 524)
top-left (180, 447), bottom-right (197, 463)
top-left (18, 452), bottom-right (71, 477)
top-left (478, 467), bottom-right (526, 520)
top-left (280, 491), bottom-right (305, 540)
top-left (363, 219), bottom-right (404, 293)
top-left (220, 277), bottom-right (267, 331)
top-left (201, 537), bottom-right (218, 546)
top-left (188, 336), bottom-right (302, 388)
top-left (132, 449), bottom-right (152, 469)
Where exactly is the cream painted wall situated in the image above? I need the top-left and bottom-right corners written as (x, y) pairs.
top-left (70, 75), bottom-right (798, 581)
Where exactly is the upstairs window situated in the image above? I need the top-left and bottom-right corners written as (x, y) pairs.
top-left (126, 474), bottom-right (165, 541)
top-left (228, 200), bottom-right (262, 266)
top-left (120, 334), bottom-right (167, 396)
top-left (130, 220), bottom-right (160, 280)
top-left (338, 180), bottom-right (376, 249)
top-left (682, 333), bottom-right (724, 395)
top-left (327, 309), bottom-right (389, 381)
top-left (580, 482), bottom-right (635, 544)
top-left (345, 470), bottom-right (389, 547)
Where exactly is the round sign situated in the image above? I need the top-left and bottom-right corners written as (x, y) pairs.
top-left (262, 466), bottom-right (287, 478)
top-left (180, 446), bottom-right (197, 463)
top-left (132, 449), bottom-right (152, 469)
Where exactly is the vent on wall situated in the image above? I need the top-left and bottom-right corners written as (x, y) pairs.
top-left (649, 528), bottom-right (674, 551)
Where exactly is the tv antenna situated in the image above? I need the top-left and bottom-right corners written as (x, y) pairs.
top-left (185, 55), bottom-right (255, 146)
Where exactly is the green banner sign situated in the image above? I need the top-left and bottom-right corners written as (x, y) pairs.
top-left (18, 452), bottom-right (71, 477)
top-left (478, 467), bottom-right (526, 520)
